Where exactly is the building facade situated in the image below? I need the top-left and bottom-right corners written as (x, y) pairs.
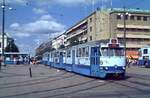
top-left (64, 8), bottom-right (150, 59)
top-left (52, 34), bottom-right (66, 49)
top-left (0, 33), bottom-right (10, 53)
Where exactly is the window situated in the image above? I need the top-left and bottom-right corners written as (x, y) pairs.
top-left (143, 16), bottom-right (148, 21)
top-left (63, 52), bottom-right (66, 57)
top-left (90, 26), bottom-right (92, 32)
top-left (85, 47), bottom-right (89, 57)
top-left (137, 16), bottom-right (141, 20)
top-left (82, 47), bottom-right (85, 57)
top-left (101, 48), bottom-right (124, 56)
top-left (117, 15), bottom-right (121, 19)
top-left (130, 16), bottom-right (135, 20)
top-left (125, 15), bottom-right (128, 20)
top-left (90, 17), bottom-right (92, 22)
top-left (67, 50), bottom-right (71, 57)
top-left (76, 48), bottom-right (79, 57)
top-left (90, 36), bottom-right (92, 41)
top-left (143, 49), bottom-right (148, 54)
top-left (77, 47), bottom-right (89, 57)
top-left (79, 48), bottom-right (81, 57)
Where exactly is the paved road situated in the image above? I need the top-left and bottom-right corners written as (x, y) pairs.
top-left (0, 64), bottom-right (150, 98)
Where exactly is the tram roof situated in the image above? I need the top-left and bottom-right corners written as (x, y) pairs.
top-left (141, 45), bottom-right (150, 48)
top-left (67, 40), bottom-right (110, 48)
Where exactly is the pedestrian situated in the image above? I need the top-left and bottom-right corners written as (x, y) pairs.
top-left (13, 57), bottom-right (17, 65)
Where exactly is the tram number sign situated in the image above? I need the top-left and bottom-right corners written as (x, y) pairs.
top-left (108, 44), bottom-right (119, 48)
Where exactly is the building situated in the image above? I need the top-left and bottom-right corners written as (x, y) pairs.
top-left (52, 34), bottom-right (66, 49)
top-left (64, 8), bottom-right (150, 59)
top-left (35, 41), bottom-right (52, 56)
top-left (0, 33), bottom-right (12, 53)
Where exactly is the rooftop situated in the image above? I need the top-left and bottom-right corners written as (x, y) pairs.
top-left (106, 8), bottom-right (150, 14)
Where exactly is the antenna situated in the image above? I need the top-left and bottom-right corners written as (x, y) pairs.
top-left (91, 0), bottom-right (95, 12)
top-left (101, 0), bottom-right (104, 9)
top-left (110, 0), bottom-right (112, 9)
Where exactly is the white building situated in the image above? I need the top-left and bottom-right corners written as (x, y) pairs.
top-left (0, 33), bottom-right (11, 53)
top-left (52, 34), bottom-right (66, 49)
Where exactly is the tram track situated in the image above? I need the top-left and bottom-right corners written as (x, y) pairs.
top-left (1, 73), bottom-right (150, 98)
top-left (0, 77), bottom-right (97, 98)
top-left (42, 80), bottom-right (108, 98)
top-left (1, 65), bottom-right (150, 98)
top-left (0, 72), bottom-right (75, 89)
top-left (127, 72), bottom-right (150, 81)
top-left (108, 79), bottom-right (150, 94)
top-left (44, 73), bottom-right (150, 98)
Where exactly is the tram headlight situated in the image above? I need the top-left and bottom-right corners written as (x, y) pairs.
top-left (105, 67), bottom-right (108, 70)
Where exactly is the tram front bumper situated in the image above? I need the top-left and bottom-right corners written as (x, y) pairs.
top-left (100, 66), bottom-right (125, 74)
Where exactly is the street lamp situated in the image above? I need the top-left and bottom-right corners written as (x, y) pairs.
top-left (1, 0), bottom-right (14, 67)
top-left (117, 7), bottom-right (131, 65)
top-left (1, 0), bottom-right (6, 66)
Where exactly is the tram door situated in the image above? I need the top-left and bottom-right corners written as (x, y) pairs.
top-left (59, 52), bottom-right (63, 67)
top-left (90, 47), bottom-right (100, 76)
top-left (47, 53), bottom-right (50, 65)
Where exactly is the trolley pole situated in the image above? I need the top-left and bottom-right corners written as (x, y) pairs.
top-left (1, 0), bottom-right (6, 66)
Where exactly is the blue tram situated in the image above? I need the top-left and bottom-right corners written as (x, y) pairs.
top-left (138, 45), bottom-right (150, 67)
top-left (42, 39), bottom-right (126, 78)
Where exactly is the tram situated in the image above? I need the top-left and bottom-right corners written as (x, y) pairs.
top-left (138, 45), bottom-right (150, 67)
top-left (43, 39), bottom-right (126, 78)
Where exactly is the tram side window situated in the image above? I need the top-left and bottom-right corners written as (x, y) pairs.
top-left (76, 47), bottom-right (89, 57)
top-left (76, 48), bottom-right (79, 57)
top-left (82, 47), bottom-right (85, 57)
top-left (81, 47), bottom-right (89, 57)
top-left (51, 53), bottom-right (54, 58)
top-left (143, 49), bottom-right (148, 54)
top-left (79, 48), bottom-right (81, 57)
top-left (67, 50), bottom-right (71, 57)
top-left (63, 52), bottom-right (66, 57)
top-left (85, 47), bottom-right (89, 57)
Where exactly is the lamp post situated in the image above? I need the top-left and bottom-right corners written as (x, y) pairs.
top-left (118, 7), bottom-right (131, 65)
top-left (123, 6), bottom-right (127, 64)
top-left (1, 0), bottom-right (6, 66)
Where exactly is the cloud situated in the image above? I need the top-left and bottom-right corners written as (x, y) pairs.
top-left (40, 14), bottom-right (54, 20)
top-left (10, 23), bottom-right (20, 29)
top-left (6, 0), bottom-right (28, 5)
top-left (33, 8), bottom-right (47, 14)
top-left (36, 0), bottom-right (100, 6)
top-left (9, 14), bottom-right (66, 37)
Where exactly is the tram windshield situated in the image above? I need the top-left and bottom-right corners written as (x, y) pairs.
top-left (101, 48), bottom-right (124, 56)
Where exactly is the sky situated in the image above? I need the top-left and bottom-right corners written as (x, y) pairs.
top-left (0, 0), bottom-right (150, 56)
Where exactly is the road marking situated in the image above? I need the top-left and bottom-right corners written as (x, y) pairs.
top-left (97, 80), bottom-right (104, 83)
top-left (57, 70), bottom-right (60, 72)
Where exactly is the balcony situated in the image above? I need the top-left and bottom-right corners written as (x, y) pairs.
top-left (66, 29), bottom-right (87, 40)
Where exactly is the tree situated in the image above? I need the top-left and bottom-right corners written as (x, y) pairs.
top-left (5, 39), bottom-right (19, 52)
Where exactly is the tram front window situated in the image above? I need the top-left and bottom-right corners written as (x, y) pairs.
top-left (101, 48), bottom-right (124, 56)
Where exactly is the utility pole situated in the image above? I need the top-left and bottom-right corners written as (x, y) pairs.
top-left (123, 6), bottom-right (127, 65)
top-left (1, 0), bottom-right (6, 66)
